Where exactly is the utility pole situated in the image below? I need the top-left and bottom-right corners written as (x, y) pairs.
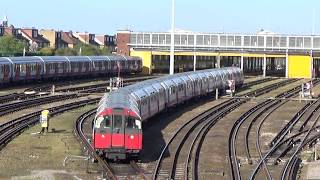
top-left (169, 0), bottom-right (175, 75)
top-left (312, 8), bottom-right (316, 35)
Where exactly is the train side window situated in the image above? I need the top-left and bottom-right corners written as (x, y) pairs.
top-left (21, 64), bottom-right (26, 73)
top-left (170, 86), bottom-right (175, 94)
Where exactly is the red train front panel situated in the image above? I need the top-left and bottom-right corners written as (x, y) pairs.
top-left (93, 108), bottom-right (142, 159)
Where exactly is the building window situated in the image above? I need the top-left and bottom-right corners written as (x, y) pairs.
top-left (33, 30), bottom-right (38, 38)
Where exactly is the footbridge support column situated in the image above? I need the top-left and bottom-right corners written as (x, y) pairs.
top-left (217, 53), bottom-right (221, 68)
top-left (286, 50), bottom-right (289, 78)
top-left (263, 54), bottom-right (267, 77)
top-left (240, 53), bottom-right (244, 70)
top-left (193, 52), bottom-right (197, 71)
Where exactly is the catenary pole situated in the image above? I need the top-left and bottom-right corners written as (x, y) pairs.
top-left (169, 0), bottom-right (175, 75)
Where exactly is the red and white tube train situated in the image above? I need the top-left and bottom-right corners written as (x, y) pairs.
top-left (93, 67), bottom-right (244, 160)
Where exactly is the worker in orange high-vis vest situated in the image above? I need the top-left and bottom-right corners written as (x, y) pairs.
top-left (39, 110), bottom-right (49, 134)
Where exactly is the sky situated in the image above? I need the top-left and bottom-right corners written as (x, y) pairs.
top-left (0, 0), bottom-right (320, 35)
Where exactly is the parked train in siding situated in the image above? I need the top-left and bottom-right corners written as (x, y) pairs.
top-left (0, 56), bottom-right (142, 84)
top-left (93, 67), bottom-right (244, 160)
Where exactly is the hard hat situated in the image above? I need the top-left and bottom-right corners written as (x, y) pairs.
top-left (41, 110), bottom-right (49, 116)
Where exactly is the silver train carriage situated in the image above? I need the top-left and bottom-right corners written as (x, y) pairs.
top-left (96, 67), bottom-right (243, 124)
top-left (0, 55), bottom-right (142, 84)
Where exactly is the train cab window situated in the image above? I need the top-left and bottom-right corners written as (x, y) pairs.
top-left (94, 116), bottom-right (104, 128)
top-left (94, 116), bottom-right (111, 129)
top-left (113, 115), bottom-right (122, 128)
top-left (104, 116), bottom-right (111, 128)
top-left (135, 120), bottom-right (142, 129)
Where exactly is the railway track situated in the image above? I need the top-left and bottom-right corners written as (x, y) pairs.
top-left (74, 109), bottom-right (148, 180)
top-left (0, 94), bottom-right (82, 117)
top-left (249, 98), bottom-right (320, 179)
top-left (228, 79), bottom-right (320, 179)
top-left (0, 98), bottom-right (100, 150)
top-left (152, 78), bottom-right (298, 180)
top-left (0, 75), bottom-right (158, 104)
top-left (279, 111), bottom-right (320, 180)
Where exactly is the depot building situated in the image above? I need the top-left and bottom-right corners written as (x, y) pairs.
top-left (116, 30), bottom-right (320, 78)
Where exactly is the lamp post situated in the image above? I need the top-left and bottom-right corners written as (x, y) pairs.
top-left (85, 31), bottom-right (88, 44)
top-left (169, 0), bottom-right (175, 75)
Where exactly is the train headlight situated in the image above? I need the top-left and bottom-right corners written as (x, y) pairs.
top-left (130, 135), bottom-right (134, 139)
top-left (102, 134), bottom-right (105, 138)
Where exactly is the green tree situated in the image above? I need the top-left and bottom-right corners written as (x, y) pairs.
top-left (0, 35), bottom-right (26, 56)
top-left (55, 47), bottom-right (77, 56)
top-left (39, 47), bottom-right (55, 56)
top-left (99, 46), bottom-right (112, 55)
top-left (74, 43), bottom-right (101, 56)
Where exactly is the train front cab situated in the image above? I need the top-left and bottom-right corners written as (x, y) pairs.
top-left (94, 108), bottom-right (142, 160)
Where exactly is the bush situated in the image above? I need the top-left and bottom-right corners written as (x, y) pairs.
top-left (0, 35), bottom-right (26, 56)
top-left (55, 47), bottom-right (77, 56)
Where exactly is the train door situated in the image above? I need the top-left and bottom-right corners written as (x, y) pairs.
top-left (111, 111), bottom-right (125, 148)
top-left (26, 63), bottom-right (31, 79)
top-left (125, 116), bottom-right (142, 151)
top-left (3, 64), bottom-right (9, 81)
top-left (30, 63), bottom-right (36, 79)
top-left (14, 64), bottom-right (20, 80)
top-left (85, 61), bottom-right (89, 73)
top-left (35, 63), bottom-right (41, 79)
top-left (64, 62), bottom-right (69, 74)
top-left (0, 64), bottom-right (3, 82)
top-left (94, 115), bottom-right (112, 148)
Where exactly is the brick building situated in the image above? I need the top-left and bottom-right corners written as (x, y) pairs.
top-left (95, 34), bottom-right (116, 52)
top-left (39, 29), bottom-right (69, 49)
top-left (73, 32), bottom-right (99, 46)
top-left (61, 31), bottom-right (80, 48)
top-left (20, 28), bottom-right (50, 51)
top-left (116, 30), bottom-right (130, 56)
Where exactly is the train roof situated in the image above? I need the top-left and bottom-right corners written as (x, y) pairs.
top-left (0, 57), bottom-right (13, 64)
top-left (65, 56), bottom-right (91, 62)
top-left (8, 56), bottom-right (44, 64)
top-left (88, 56), bottom-right (138, 61)
top-left (0, 55), bottom-right (142, 64)
top-left (102, 89), bottom-right (140, 118)
top-left (98, 67), bottom-right (242, 120)
top-left (38, 56), bottom-right (69, 63)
